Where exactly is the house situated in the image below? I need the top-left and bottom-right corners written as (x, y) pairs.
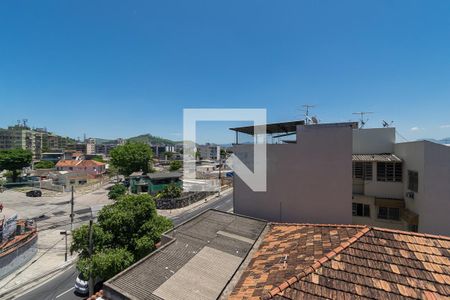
top-left (102, 210), bottom-right (267, 300)
top-left (231, 121), bottom-right (450, 236)
top-left (129, 171), bottom-right (182, 194)
top-left (231, 121), bottom-right (355, 225)
top-left (55, 159), bottom-right (106, 176)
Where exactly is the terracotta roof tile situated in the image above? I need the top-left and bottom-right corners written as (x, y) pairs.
top-left (229, 224), bottom-right (450, 300)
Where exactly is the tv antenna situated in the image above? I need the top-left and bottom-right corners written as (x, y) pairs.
top-left (300, 104), bottom-right (318, 125)
top-left (352, 112), bottom-right (373, 128)
top-left (382, 120), bottom-right (394, 128)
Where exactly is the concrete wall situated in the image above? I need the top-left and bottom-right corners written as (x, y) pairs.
top-left (395, 141), bottom-right (450, 236)
top-left (0, 234), bottom-right (37, 279)
top-left (233, 124), bottom-right (353, 224)
top-left (353, 128), bottom-right (395, 154)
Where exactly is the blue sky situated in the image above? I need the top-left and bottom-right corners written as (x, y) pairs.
top-left (1, 1), bottom-right (450, 144)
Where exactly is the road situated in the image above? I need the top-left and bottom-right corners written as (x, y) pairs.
top-left (16, 192), bottom-right (233, 300)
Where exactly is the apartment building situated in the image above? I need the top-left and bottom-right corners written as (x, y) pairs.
top-left (0, 125), bottom-right (43, 159)
top-left (352, 128), bottom-right (450, 236)
top-left (231, 121), bottom-right (450, 236)
top-left (231, 121), bottom-right (354, 225)
top-left (197, 143), bottom-right (220, 161)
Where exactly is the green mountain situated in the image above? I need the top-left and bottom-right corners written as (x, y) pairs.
top-left (127, 134), bottom-right (179, 145)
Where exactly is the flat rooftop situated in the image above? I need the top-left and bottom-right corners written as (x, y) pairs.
top-left (103, 210), bottom-right (267, 300)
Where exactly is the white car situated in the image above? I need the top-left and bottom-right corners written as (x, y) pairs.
top-left (74, 274), bottom-right (88, 295)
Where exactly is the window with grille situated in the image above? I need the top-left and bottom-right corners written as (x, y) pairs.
top-left (408, 170), bottom-right (419, 192)
top-left (378, 207), bottom-right (400, 220)
top-left (352, 203), bottom-right (370, 217)
top-left (377, 162), bottom-right (402, 182)
top-left (352, 162), bottom-right (373, 180)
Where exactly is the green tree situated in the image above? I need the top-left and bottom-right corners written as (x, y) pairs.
top-left (0, 149), bottom-right (33, 182)
top-left (108, 184), bottom-right (127, 200)
top-left (158, 183), bottom-right (182, 199)
top-left (169, 160), bottom-right (182, 171)
top-left (110, 142), bottom-right (153, 176)
top-left (91, 155), bottom-right (105, 163)
top-left (71, 194), bottom-right (172, 280)
top-left (34, 160), bottom-right (55, 169)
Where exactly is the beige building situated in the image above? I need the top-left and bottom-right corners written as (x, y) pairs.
top-left (232, 122), bottom-right (450, 236)
top-left (197, 144), bottom-right (220, 161)
top-left (0, 125), bottom-right (43, 159)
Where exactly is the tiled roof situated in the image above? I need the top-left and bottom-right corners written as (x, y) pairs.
top-left (79, 160), bottom-right (105, 167)
top-left (55, 160), bottom-right (82, 167)
top-left (230, 224), bottom-right (450, 300)
top-left (352, 154), bottom-right (402, 162)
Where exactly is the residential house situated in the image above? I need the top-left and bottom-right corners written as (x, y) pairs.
top-left (55, 159), bottom-right (106, 176)
top-left (130, 171), bottom-right (182, 194)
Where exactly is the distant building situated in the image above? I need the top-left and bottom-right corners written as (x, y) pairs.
top-left (55, 159), bottom-right (106, 176)
top-left (197, 143), bottom-right (220, 161)
top-left (40, 152), bottom-right (64, 163)
top-left (0, 125), bottom-right (43, 159)
top-left (85, 138), bottom-right (96, 155)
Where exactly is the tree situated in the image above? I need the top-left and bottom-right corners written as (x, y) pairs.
top-left (169, 160), bottom-right (182, 171)
top-left (34, 160), bottom-right (55, 169)
top-left (91, 155), bottom-right (105, 163)
top-left (110, 142), bottom-right (153, 176)
top-left (0, 149), bottom-right (32, 182)
top-left (158, 183), bottom-right (182, 199)
top-left (71, 194), bottom-right (172, 280)
top-left (108, 184), bottom-right (127, 200)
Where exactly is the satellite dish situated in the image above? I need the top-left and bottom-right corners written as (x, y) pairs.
top-left (311, 116), bottom-right (319, 124)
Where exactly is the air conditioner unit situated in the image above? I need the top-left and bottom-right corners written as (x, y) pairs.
top-left (406, 191), bottom-right (415, 199)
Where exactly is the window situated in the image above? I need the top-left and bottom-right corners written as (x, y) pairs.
top-left (378, 207), bottom-right (400, 220)
top-left (377, 162), bottom-right (402, 182)
top-left (352, 203), bottom-right (370, 217)
top-left (352, 162), bottom-right (373, 180)
top-left (408, 170), bottom-right (419, 192)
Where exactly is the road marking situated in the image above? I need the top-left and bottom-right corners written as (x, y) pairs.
top-left (56, 287), bottom-right (74, 298)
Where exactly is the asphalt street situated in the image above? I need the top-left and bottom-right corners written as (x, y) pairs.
top-left (16, 192), bottom-right (233, 300)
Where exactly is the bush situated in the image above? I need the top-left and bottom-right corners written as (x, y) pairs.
top-left (169, 160), bottom-right (182, 171)
top-left (34, 160), bottom-right (55, 169)
top-left (158, 183), bottom-right (182, 199)
top-left (108, 184), bottom-right (127, 200)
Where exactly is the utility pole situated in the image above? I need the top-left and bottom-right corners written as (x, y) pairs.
top-left (60, 230), bottom-right (68, 262)
top-left (88, 219), bottom-right (94, 297)
top-left (70, 186), bottom-right (74, 231)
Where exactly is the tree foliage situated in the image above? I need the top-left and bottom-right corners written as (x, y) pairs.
top-left (169, 160), bottom-right (182, 171)
top-left (71, 194), bottom-right (172, 280)
top-left (34, 160), bottom-right (55, 169)
top-left (158, 183), bottom-right (182, 199)
top-left (107, 184), bottom-right (127, 200)
top-left (110, 142), bottom-right (153, 176)
top-left (91, 155), bottom-right (105, 163)
top-left (0, 149), bottom-right (33, 182)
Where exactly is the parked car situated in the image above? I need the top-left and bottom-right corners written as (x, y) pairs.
top-left (26, 190), bottom-right (42, 197)
top-left (74, 273), bottom-right (103, 295)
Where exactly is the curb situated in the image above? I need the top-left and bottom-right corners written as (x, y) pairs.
top-left (0, 256), bottom-right (77, 299)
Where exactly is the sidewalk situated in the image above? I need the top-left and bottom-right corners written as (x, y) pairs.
top-left (0, 228), bottom-right (76, 297)
top-left (157, 186), bottom-right (233, 218)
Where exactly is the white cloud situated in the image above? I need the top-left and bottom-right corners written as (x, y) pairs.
top-left (410, 126), bottom-right (421, 131)
top-left (440, 124), bottom-right (450, 129)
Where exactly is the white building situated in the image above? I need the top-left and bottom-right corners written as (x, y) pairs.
top-left (197, 144), bottom-right (220, 161)
top-left (86, 138), bottom-right (96, 155)
top-left (232, 121), bottom-right (450, 236)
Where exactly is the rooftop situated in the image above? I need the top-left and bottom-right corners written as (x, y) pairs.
top-left (352, 153), bottom-right (402, 162)
top-left (230, 224), bottom-right (450, 299)
top-left (103, 210), bottom-right (267, 300)
top-left (229, 120), bottom-right (305, 136)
